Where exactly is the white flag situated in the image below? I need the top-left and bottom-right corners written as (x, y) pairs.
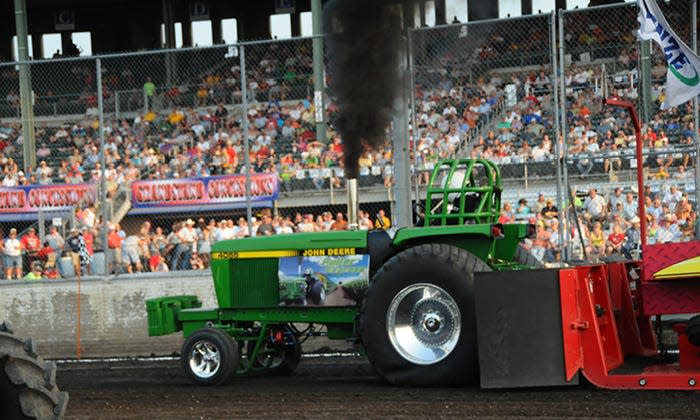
top-left (637, 0), bottom-right (700, 109)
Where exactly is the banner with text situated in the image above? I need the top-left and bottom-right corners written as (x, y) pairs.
top-left (0, 183), bottom-right (96, 214)
top-left (130, 173), bottom-right (279, 209)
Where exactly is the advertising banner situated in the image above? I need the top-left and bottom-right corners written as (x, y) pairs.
top-left (0, 183), bottom-right (96, 213)
top-left (131, 173), bottom-right (279, 208)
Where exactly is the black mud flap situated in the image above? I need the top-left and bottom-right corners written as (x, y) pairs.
top-left (474, 269), bottom-right (578, 388)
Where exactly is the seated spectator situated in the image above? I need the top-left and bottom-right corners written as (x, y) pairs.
top-left (23, 262), bottom-right (44, 281)
top-left (606, 224), bottom-right (626, 255)
top-left (149, 249), bottom-right (169, 272)
top-left (588, 222), bottom-right (606, 258)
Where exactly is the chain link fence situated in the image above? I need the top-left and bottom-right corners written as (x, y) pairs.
top-left (0, 35), bottom-right (396, 278)
top-left (559, 2), bottom-right (697, 263)
top-left (409, 13), bottom-right (565, 260)
top-left (0, 3), bottom-right (697, 277)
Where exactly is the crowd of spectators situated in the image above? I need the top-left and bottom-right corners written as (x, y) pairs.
top-left (0, 205), bottom-right (393, 279)
top-left (501, 182), bottom-right (697, 264)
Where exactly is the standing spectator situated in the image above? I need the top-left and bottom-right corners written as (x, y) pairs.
top-left (45, 226), bottom-right (65, 254)
top-left (81, 227), bottom-right (94, 275)
top-left (65, 228), bottom-right (85, 277)
top-left (174, 219), bottom-right (197, 270)
top-left (150, 226), bottom-right (168, 257)
top-left (121, 234), bottom-right (143, 274)
top-left (143, 77), bottom-right (156, 109)
top-left (106, 224), bottom-right (123, 275)
top-left (4, 228), bottom-right (22, 280)
top-left (20, 227), bottom-right (41, 273)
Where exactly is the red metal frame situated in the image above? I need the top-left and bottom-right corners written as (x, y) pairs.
top-left (560, 263), bottom-right (700, 390)
top-left (603, 98), bottom-right (646, 247)
top-left (559, 99), bottom-right (700, 390)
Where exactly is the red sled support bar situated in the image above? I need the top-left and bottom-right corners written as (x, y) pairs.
top-left (559, 263), bottom-right (700, 390)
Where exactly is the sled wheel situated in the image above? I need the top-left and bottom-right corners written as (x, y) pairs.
top-left (181, 328), bottom-right (239, 386)
top-left (360, 244), bottom-right (491, 386)
top-left (0, 320), bottom-right (69, 419)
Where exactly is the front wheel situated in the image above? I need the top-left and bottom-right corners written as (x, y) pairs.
top-left (181, 328), bottom-right (239, 386)
top-left (360, 244), bottom-right (490, 386)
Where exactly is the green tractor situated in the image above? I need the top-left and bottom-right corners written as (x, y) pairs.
top-left (147, 159), bottom-right (533, 386)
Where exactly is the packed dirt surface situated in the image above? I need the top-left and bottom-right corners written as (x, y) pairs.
top-left (58, 356), bottom-right (699, 419)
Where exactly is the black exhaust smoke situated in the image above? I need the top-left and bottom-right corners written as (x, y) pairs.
top-left (324, 0), bottom-right (410, 179)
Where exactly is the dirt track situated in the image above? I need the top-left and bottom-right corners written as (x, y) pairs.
top-left (57, 356), bottom-right (699, 419)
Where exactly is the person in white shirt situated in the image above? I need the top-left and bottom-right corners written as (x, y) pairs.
top-left (4, 228), bottom-right (22, 279)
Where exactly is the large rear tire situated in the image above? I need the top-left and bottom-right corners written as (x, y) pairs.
top-left (0, 320), bottom-right (69, 419)
top-left (359, 244), bottom-right (491, 386)
top-left (181, 328), bottom-right (239, 386)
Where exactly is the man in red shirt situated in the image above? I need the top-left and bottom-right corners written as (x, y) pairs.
top-left (106, 224), bottom-right (123, 275)
top-left (20, 227), bottom-right (41, 273)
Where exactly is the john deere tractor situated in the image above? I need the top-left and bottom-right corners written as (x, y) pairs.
top-left (149, 102), bottom-right (700, 391)
top-left (147, 158), bottom-right (533, 386)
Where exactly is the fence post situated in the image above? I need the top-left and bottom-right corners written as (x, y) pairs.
top-left (408, 28), bottom-right (420, 210)
top-left (392, 30), bottom-right (412, 229)
top-left (143, 87), bottom-right (148, 114)
top-left (15, 0), bottom-right (35, 173)
top-left (639, 39), bottom-right (652, 122)
top-left (115, 91), bottom-right (120, 121)
top-left (240, 43), bottom-right (253, 233)
top-left (558, 9), bottom-right (571, 260)
top-left (311, 0), bottom-right (327, 144)
top-left (97, 58), bottom-right (109, 275)
top-left (551, 10), bottom-right (565, 262)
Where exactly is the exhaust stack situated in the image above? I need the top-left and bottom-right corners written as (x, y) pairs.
top-left (347, 178), bottom-right (359, 230)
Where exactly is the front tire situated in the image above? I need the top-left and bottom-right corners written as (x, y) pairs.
top-left (360, 244), bottom-right (490, 386)
top-left (181, 328), bottom-right (239, 386)
top-left (0, 320), bottom-right (69, 419)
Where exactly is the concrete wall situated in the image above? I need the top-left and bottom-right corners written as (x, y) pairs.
top-left (0, 272), bottom-right (217, 359)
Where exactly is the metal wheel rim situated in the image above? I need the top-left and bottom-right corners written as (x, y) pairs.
top-left (386, 283), bottom-right (461, 365)
top-left (188, 340), bottom-right (221, 379)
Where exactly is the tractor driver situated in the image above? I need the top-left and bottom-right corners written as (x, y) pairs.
top-left (303, 268), bottom-right (319, 293)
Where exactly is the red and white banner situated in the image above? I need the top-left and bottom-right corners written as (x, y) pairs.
top-left (131, 173), bottom-right (279, 208)
top-left (0, 183), bottom-right (96, 213)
